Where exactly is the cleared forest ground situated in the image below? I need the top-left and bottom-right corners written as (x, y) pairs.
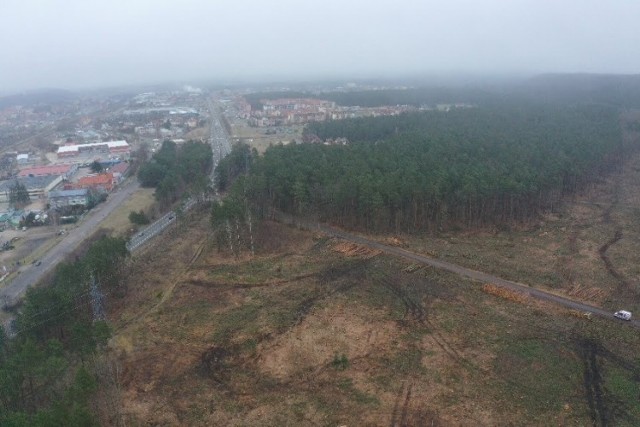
top-left (103, 199), bottom-right (640, 425)
top-left (401, 150), bottom-right (640, 318)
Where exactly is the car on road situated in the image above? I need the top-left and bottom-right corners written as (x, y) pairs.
top-left (34, 260), bottom-right (41, 267)
top-left (614, 310), bottom-right (632, 321)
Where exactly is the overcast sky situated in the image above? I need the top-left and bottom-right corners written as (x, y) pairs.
top-left (1, 0), bottom-right (639, 92)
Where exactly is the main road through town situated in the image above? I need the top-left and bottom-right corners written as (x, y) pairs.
top-left (0, 97), bottom-right (230, 334)
top-left (0, 180), bottom-right (140, 308)
top-left (127, 98), bottom-right (231, 251)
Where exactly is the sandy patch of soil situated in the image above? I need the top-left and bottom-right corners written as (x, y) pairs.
top-left (258, 299), bottom-right (398, 379)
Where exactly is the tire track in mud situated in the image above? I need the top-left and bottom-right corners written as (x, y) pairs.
top-left (596, 173), bottom-right (638, 298)
top-left (570, 170), bottom-right (640, 425)
top-left (287, 258), bottom-right (370, 327)
top-left (598, 229), bottom-right (627, 286)
top-left (577, 338), bottom-right (640, 427)
top-left (185, 272), bottom-right (318, 289)
top-left (271, 213), bottom-right (640, 423)
top-left (273, 213), bottom-right (640, 326)
top-left (389, 383), bottom-right (405, 427)
top-left (378, 272), bottom-right (481, 374)
top-left (389, 382), bottom-right (414, 427)
top-left (383, 266), bottom-right (639, 424)
top-left (398, 382), bottom-right (413, 427)
top-left (379, 274), bottom-right (426, 324)
top-left (198, 258), bottom-right (372, 388)
top-left (579, 339), bottom-right (609, 427)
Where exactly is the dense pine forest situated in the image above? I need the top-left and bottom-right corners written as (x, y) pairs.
top-left (521, 74), bottom-right (640, 108)
top-left (220, 103), bottom-right (628, 233)
top-left (137, 140), bottom-right (213, 205)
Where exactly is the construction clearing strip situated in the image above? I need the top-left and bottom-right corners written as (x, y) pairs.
top-left (273, 212), bottom-right (640, 329)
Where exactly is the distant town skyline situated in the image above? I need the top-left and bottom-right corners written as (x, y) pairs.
top-left (2, 0), bottom-right (640, 92)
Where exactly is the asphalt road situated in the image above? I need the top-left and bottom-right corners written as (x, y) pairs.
top-left (0, 179), bottom-right (140, 307)
top-left (0, 98), bottom-right (231, 332)
top-left (127, 209), bottom-right (179, 251)
top-left (275, 213), bottom-right (640, 329)
top-left (126, 98), bottom-right (230, 252)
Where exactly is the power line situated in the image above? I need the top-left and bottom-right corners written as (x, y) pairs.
top-left (90, 274), bottom-right (105, 322)
top-left (16, 288), bottom-right (94, 321)
top-left (11, 283), bottom-right (123, 336)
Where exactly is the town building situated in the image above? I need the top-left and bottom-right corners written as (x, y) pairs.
top-left (56, 140), bottom-right (130, 159)
top-left (108, 162), bottom-right (130, 183)
top-left (261, 98), bottom-right (335, 113)
top-left (72, 173), bottom-right (116, 193)
top-left (0, 210), bottom-right (26, 227)
top-left (18, 164), bottom-right (78, 180)
top-left (16, 154), bottom-right (29, 165)
top-left (0, 175), bottom-right (62, 202)
top-left (48, 189), bottom-right (90, 209)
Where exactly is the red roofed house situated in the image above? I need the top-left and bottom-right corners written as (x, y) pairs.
top-left (74, 173), bottom-right (116, 193)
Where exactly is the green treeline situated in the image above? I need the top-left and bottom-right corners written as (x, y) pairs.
top-left (521, 74), bottom-right (640, 108)
top-left (0, 236), bottom-right (128, 426)
top-left (137, 140), bottom-right (213, 205)
top-left (244, 87), bottom-right (492, 110)
top-left (323, 87), bottom-right (491, 108)
top-left (244, 75), bottom-right (640, 111)
top-left (236, 104), bottom-right (624, 232)
top-left (212, 144), bottom-right (258, 256)
top-left (244, 91), bottom-right (310, 110)
top-left (214, 143), bottom-right (256, 193)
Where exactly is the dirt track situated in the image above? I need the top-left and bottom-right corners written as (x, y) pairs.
top-left (274, 213), bottom-right (640, 329)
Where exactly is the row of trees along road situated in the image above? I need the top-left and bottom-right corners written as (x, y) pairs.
top-left (212, 143), bottom-right (257, 257)
top-left (137, 140), bottom-right (213, 206)
top-left (223, 103), bottom-right (628, 233)
top-left (0, 236), bottom-right (128, 426)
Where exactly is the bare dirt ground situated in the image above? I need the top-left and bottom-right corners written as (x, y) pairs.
top-left (228, 118), bottom-right (302, 153)
top-left (102, 209), bottom-right (640, 426)
top-left (97, 187), bottom-right (156, 238)
top-left (99, 127), bottom-right (640, 426)
top-left (184, 126), bottom-right (210, 142)
top-left (399, 150), bottom-right (640, 317)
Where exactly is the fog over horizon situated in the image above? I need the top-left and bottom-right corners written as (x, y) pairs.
top-left (2, 0), bottom-right (640, 93)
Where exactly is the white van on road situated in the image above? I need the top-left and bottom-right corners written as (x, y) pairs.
top-left (614, 310), bottom-right (632, 321)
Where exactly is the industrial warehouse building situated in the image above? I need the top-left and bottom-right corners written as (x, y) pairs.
top-left (56, 140), bottom-right (130, 158)
top-left (0, 175), bottom-right (62, 203)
